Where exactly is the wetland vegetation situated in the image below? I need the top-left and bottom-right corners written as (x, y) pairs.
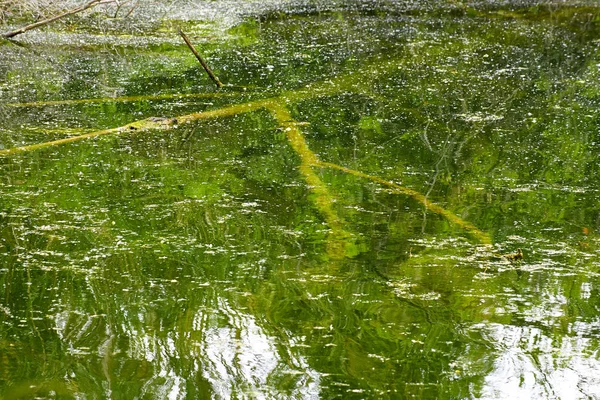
top-left (1, 0), bottom-right (600, 398)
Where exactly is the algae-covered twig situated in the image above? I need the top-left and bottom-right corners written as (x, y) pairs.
top-left (1, 0), bottom-right (117, 39)
top-left (178, 29), bottom-right (223, 89)
top-left (314, 161), bottom-right (491, 244)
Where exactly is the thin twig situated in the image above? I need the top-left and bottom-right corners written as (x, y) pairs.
top-left (178, 28), bottom-right (223, 89)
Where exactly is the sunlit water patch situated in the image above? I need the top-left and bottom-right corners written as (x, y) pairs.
top-left (469, 323), bottom-right (600, 399)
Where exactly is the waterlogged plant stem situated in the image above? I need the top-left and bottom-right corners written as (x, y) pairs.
top-left (1, 0), bottom-right (116, 39)
top-left (178, 29), bottom-right (223, 89)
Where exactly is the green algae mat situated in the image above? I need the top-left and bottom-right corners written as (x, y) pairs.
top-left (1, 1), bottom-right (600, 398)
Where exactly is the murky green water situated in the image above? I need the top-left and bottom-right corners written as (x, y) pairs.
top-left (2, 1), bottom-right (600, 398)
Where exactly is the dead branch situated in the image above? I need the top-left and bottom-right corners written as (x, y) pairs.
top-left (1, 0), bottom-right (116, 39)
top-left (178, 28), bottom-right (223, 89)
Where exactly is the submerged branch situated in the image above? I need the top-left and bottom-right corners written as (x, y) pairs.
top-left (0, 53), bottom-right (487, 245)
top-left (315, 161), bottom-right (491, 244)
top-left (1, 0), bottom-right (116, 39)
top-left (268, 103), bottom-right (358, 259)
top-left (0, 52), bottom-right (489, 247)
top-left (178, 29), bottom-right (223, 89)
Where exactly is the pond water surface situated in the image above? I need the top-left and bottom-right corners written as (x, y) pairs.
top-left (1, 1), bottom-right (600, 399)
